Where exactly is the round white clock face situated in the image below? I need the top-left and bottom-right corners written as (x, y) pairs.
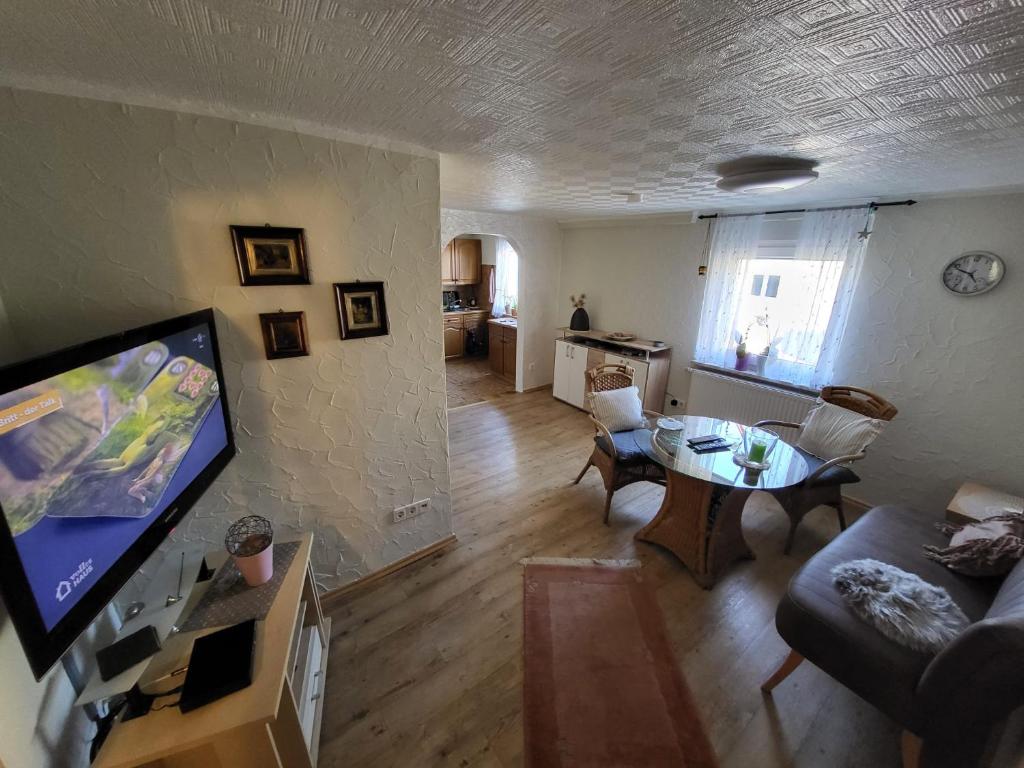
top-left (941, 251), bottom-right (1005, 296)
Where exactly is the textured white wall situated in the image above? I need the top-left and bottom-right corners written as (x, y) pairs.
top-left (559, 218), bottom-right (707, 408)
top-left (442, 209), bottom-right (562, 391)
top-left (559, 197), bottom-right (1024, 513)
top-left (0, 87), bottom-right (453, 589)
top-left (834, 194), bottom-right (1024, 512)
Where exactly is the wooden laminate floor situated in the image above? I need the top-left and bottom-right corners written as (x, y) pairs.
top-left (319, 390), bottom-right (901, 768)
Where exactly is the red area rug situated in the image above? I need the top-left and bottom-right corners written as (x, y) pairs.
top-left (523, 562), bottom-right (718, 768)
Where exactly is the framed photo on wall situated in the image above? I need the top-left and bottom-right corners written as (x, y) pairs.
top-left (230, 225), bottom-right (310, 286)
top-left (259, 311), bottom-right (310, 359)
top-left (333, 282), bottom-right (390, 340)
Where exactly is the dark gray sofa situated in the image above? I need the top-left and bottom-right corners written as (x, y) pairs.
top-left (764, 505), bottom-right (1024, 767)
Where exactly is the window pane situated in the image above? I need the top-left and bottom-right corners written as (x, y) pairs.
top-left (765, 275), bottom-right (780, 298)
top-left (751, 274), bottom-right (764, 295)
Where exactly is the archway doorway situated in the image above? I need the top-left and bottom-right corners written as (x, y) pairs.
top-left (442, 233), bottom-right (521, 410)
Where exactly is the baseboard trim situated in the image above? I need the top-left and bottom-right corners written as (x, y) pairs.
top-left (842, 494), bottom-right (872, 516)
top-left (320, 534), bottom-right (457, 609)
top-left (523, 384), bottom-right (552, 393)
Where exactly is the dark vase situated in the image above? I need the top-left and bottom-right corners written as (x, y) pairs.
top-left (569, 307), bottom-right (590, 331)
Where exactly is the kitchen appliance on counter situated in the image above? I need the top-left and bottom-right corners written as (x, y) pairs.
top-left (443, 290), bottom-right (461, 311)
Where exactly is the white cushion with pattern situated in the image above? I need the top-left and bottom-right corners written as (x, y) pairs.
top-left (589, 386), bottom-right (644, 433)
top-left (796, 399), bottom-right (885, 460)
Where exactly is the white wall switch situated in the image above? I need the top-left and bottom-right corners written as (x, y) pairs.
top-left (393, 499), bottom-right (430, 524)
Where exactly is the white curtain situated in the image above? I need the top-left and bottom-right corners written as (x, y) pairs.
top-left (694, 214), bottom-right (765, 367)
top-left (694, 208), bottom-right (868, 389)
top-left (492, 239), bottom-right (519, 317)
top-left (769, 208), bottom-right (868, 387)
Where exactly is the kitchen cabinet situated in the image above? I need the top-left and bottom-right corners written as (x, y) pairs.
top-left (441, 241), bottom-right (455, 283)
top-left (442, 238), bottom-right (482, 286)
top-left (553, 340), bottom-right (588, 408)
top-left (444, 323), bottom-right (464, 358)
top-left (553, 330), bottom-right (672, 413)
top-left (489, 321), bottom-right (517, 381)
top-left (444, 311), bottom-right (489, 359)
top-left (454, 238), bottom-right (482, 285)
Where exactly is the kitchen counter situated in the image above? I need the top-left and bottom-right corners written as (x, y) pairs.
top-left (443, 307), bottom-right (488, 314)
top-left (488, 317), bottom-right (517, 328)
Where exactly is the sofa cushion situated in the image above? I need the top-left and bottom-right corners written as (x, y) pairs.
top-left (775, 505), bottom-right (998, 731)
top-left (595, 431), bottom-right (649, 465)
top-left (794, 447), bottom-right (860, 487)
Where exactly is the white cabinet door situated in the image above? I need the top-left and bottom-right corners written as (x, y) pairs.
top-left (606, 353), bottom-right (649, 403)
top-left (553, 340), bottom-right (572, 403)
top-left (566, 344), bottom-right (589, 409)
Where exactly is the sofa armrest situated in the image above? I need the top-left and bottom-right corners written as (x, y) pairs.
top-left (915, 620), bottom-right (1024, 767)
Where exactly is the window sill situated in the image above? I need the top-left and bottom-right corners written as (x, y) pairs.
top-left (688, 361), bottom-right (819, 398)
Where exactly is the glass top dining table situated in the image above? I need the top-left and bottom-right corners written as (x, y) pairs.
top-left (635, 415), bottom-right (809, 490)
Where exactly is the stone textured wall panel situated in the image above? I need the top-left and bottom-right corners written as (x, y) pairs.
top-left (0, 87), bottom-right (453, 592)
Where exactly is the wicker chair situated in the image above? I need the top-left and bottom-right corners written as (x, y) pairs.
top-left (573, 364), bottom-right (666, 524)
top-left (755, 385), bottom-right (898, 554)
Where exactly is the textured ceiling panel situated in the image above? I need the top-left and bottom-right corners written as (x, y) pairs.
top-left (1, 0), bottom-right (1023, 217)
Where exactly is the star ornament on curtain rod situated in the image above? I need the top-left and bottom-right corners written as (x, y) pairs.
top-left (857, 225), bottom-right (873, 241)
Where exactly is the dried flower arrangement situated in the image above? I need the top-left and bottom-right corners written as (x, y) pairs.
top-left (570, 294), bottom-right (587, 308)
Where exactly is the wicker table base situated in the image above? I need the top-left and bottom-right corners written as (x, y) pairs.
top-left (635, 470), bottom-right (754, 589)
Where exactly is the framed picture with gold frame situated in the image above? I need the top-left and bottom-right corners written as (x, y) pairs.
top-left (230, 225), bottom-right (310, 286)
top-left (333, 282), bottom-right (390, 340)
top-left (259, 311), bottom-right (310, 359)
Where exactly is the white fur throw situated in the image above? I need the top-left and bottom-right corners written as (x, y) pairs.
top-left (831, 559), bottom-right (969, 654)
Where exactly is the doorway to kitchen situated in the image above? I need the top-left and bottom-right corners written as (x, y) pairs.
top-left (442, 233), bottom-right (520, 410)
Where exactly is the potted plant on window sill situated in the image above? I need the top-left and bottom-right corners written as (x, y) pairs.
top-left (734, 312), bottom-right (772, 374)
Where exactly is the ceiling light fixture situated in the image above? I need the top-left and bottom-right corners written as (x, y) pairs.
top-left (716, 167), bottom-right (818, 193)
top-left (615, 192), bottom-right (644, 203)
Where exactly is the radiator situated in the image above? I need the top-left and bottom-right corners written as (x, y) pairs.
top-left (685, 368), bottom-right (816, 438)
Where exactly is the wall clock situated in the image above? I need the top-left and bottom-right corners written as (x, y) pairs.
top-left (941, 251), bottom-right (1005, 296)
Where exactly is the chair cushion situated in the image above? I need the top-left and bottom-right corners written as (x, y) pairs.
top-left (796, 399), bottom-right (886, 460)
top-left (775, 505), bottom-right (999, 731)
top-left (795, 447), bottom-right (860, 487)
top-left (595, 430), bottom-right (649, 465)
top-left (589, 386), bottom-right (644, 432)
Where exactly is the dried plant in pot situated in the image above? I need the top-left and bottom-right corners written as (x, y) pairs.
top-left (569, 294), bottom-right (590, 331)
top-left (225, 515), bottom-right (274, 586)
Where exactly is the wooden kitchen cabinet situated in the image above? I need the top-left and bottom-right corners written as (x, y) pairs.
top-left (444, 324), bottom-right (464, 358)
top-left (454, 238), bottom-right (481, 285)
top-left (441, 241), bottom-right (455, 283)
top-left (488, 324), bottom-right (503, 372)
top-left (442, 238), bottom-right (482, 286)
top-left (488, 322), bottom-right (516, 381)
top-left (444, 310), bottom-right (489, 360)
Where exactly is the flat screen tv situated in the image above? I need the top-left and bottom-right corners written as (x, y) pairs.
top-left (0, 309), bottom-right (235, 679)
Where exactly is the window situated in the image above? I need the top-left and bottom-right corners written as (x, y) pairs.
top-left (491, 238), bottom-right (519, 317)
top-left (694, 208), bottom-right (870, 388)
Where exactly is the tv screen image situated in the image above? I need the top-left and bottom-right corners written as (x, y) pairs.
top-left (0, 310), bottom-right (235, 677)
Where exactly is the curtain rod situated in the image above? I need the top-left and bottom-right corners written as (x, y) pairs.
top-left (696, 199), bottom-right (916, 220)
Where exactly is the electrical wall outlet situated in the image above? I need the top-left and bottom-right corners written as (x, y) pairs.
top-left (393, 498), bottom-right (430, 524)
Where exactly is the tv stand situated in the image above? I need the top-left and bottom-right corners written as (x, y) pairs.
top-left (92, 533), bottom-right (330, 768)
top-left (77, 548), bottom-right (207, 706)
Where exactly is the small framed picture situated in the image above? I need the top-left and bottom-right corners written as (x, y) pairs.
top-left (259, 311), bottom-right (310, 359)
top-left (333, 282), bottom-right (390, 340)
top-left (230, 225), bottom-right (310, 286)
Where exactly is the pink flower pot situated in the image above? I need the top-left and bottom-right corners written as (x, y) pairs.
top-left (233, 539), bottom-right (274, 586)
